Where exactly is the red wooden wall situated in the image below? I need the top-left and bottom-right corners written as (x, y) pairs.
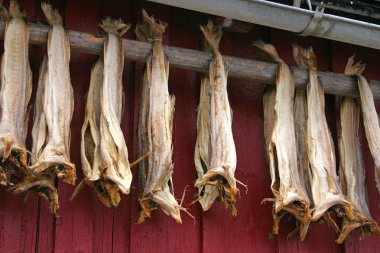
top-left (0, 0), bottom-right (379, 252)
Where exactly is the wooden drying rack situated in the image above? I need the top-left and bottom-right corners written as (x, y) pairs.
top-left (0, 20), bottom-right (379, 99)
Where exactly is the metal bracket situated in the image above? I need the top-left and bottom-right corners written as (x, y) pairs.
top-left (297, 4), bottom-right (325, 37)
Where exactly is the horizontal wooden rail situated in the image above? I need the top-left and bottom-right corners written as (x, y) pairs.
top-left (0, 20), bottom-right (379, 99)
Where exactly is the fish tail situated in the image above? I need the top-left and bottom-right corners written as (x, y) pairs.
top-left (100, 17), bottom-right (130, 37)
top-left (41, 2), bottom-right (62, 25)
top-left (344, 55), bottom-right (366, 76)
top-left (292, 43), bottom-right (317, 69)
top-left (200, 20), bottom-right (222, 53)
top-left (135, 9), bottom-right (167, 42)
top-left (9, 0), bottom-right (27, 19)
top-left (252, 40), bottom-right (281, 63)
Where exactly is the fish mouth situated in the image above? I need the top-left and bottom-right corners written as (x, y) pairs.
top-left (195, 170), bottom-right (238, 216)
top-left (92, 179), bottom-right (121, 207)
top-left (13, 175), bottom-right (59, 215)
top-left (30, 158), bottom-right (76, 185)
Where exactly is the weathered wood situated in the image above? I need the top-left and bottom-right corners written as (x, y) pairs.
top-left (0, 20), bottom-right (378, 99)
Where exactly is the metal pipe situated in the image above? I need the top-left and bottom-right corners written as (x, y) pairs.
top-left (148, 0), bottom-right (380, 50)
top-left (293, 0), bottom-right (301, 8)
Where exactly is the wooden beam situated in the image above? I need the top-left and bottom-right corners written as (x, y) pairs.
top-left (0, 20), bottom-right (379, 99)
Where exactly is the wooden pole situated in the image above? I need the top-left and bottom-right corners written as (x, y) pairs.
top-left (1, 20), bottom-right (379, 99)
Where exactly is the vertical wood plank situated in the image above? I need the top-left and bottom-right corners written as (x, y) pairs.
top-left (52, 0), bottom-right (101, 252)
top-left (32, 0), bottom-right (56, 248)
top-left (0, 1), bottom-right (40, 252)
top-left (99, 0), bottom-right (135, 252)
top-left (330, 42), bottom-right (380, 253)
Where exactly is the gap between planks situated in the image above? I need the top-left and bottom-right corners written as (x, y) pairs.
top-left (0, 20), bottom-right (379, 99)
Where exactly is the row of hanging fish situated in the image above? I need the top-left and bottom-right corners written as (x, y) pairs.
top-left (262, 42), bottom-right (380, 243)
top-left (0, 1), bottom-right (240, 223)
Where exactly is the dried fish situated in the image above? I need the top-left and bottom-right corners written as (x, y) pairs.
top-left (337, 95), bottom-right (379, 243)
top-left (85, 17), bottom-right (132, 207)
top-left (136, 10), bottom-right (181, 223)
top-left (292, 44), bottom-right (355, 237)
top-left (194, 71), bottom-right (215, 211)
top-left (258, 41), bottom-right (310, 240)
top-left (194, 21), bottom-right (238, 215)
top-left (14, 56), bottom-right (59, 214)
top-left (0, 0), bottom-right (31, 186)
top-left (345, 56), bottom-right (380, 196)
top-left (79, 56), bottom-right (111, 205)
top-left (29, 3), bottom-right (75, 185)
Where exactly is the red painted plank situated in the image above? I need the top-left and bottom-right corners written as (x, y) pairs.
top-left (99, 1), bottom-right (136, 252)
top-left (129, 4), bottom-right (202, 253)
top-left (52, 1), bottom-right (101, 252)
top-left (330, 42), bottom-right (380, 252)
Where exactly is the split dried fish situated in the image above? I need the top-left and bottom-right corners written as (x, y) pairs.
top-left (194, 68), bottom-right (215, 211)
top-left (194, 21), bottom-right (238, 215)
top-left (345, 56), bottom-right (380, 196)
top-left (337, 95), bottom-right (380, 243)
top-left (78, 56), bottom-right (109, 205)
top-left (0, 0), bottom-right (31, 186)
top-left (294, 90), bottom-right (312, 200)
top-left (90, 18), bottom-right (131, 207)
top-left (14, 56), bottom-right (59, 214)
top-left (292, 44), bottom-right (354, 236)
top-left (136, 10), bottom-right (181, 223)
top-left (258, 41), bottom-right (310, 240)
top-left (29, 3), bottom-right (75, 185)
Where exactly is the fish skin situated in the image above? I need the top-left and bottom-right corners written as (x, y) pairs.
top-left (194, 75), bottom-right (219, 211)
top-left (136, 10), bottom-right (181, 224)
top-left (345, 56), bottom-right (380, 196)
top-left (94, 18), bottom-right (131, 206)
top-left (294, 90), bottom-right (312, 200)
top-left (81, 57), bottom-right (103, 182)
top-left (0, 0), bottom-right (31, 185)
top-left (337, 95), bottom-right (380, 243)
top-left (30, 3), bottom-right (75, 185)
top-left (258, 41), bottom-right (310, 240)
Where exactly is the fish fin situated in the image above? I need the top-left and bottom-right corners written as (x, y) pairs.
top-left (292, 43), bottom-right (317, 69)
top-left (100, 17), bottom-right (130, 37)
top-left (200, 20), bottom-right (222, 53)
top-left (41, 2), bottom-right (62, 25)
top-left (344, 55), bottom-right (366, 76)
top-left (135, 9), bottom-right (167, 42)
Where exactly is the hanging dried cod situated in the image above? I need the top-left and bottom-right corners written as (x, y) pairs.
top-left (345, 56), bottom-right (380, 196)
top-left (258, 41), bottom-right (311, 240)
top-left (194, 21), bottom-right (239, 215)
top-left (136, 10), bottom-right (182, 223)
top-left (79, 18), bottom-right (132, 207)
top-left (337, 95), bottom-right (380, 243)
top-left (0, 0), bottom-right (32, 186)
top-left (78, 56), bottom-right (107, 204)
top-left (14, 56), bottom-right (59, 214)
top-left (29, 3), bottom-right (75, 185)
top-left (292, 44), bottom-right (355, 236)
